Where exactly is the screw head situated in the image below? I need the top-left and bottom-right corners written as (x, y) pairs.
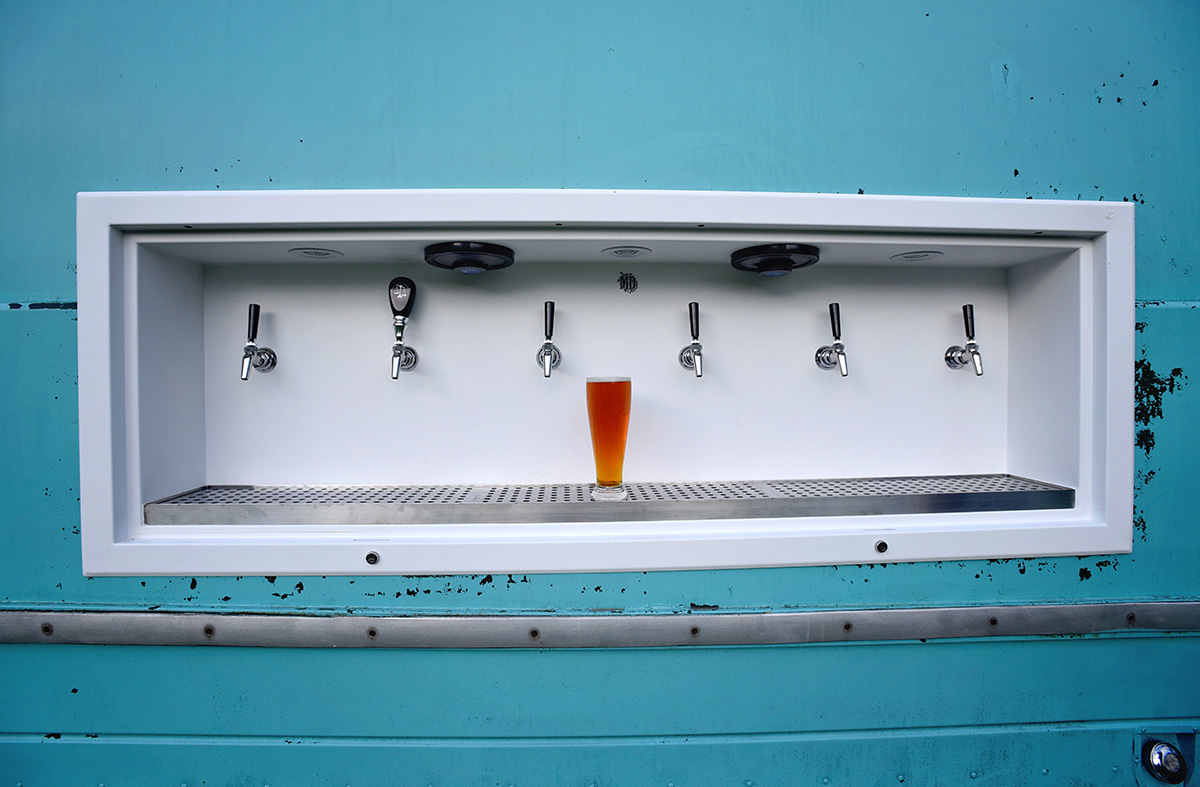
top-left (365, 551), bottom-right (379, 565)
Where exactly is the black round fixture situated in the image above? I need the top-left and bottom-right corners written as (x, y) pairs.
top-left (424, 241), bottom-right (515, 274)
top-left (730, 243), bottom-right (820, 276)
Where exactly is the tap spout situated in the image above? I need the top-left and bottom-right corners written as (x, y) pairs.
top-left (391, 315), bottom-right (418, 377)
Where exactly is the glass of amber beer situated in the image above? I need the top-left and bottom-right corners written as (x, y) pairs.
top-left (586, 377), bottom-right (631, 501)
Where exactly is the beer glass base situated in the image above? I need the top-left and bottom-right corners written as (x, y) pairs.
top-left (591, 484), bottom-right (627, 502)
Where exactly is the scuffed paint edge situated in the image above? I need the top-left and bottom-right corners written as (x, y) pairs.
top-left (7, 301), bottom-right (78, 310)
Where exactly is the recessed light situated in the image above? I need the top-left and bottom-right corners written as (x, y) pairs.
top-left (889, 250), bottom-right (944, 262)
top-left (288, 247), bottom-right (343, 259)
top-left (602, 246), bottom-right (652, 258)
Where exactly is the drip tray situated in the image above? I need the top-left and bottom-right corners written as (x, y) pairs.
top-left (144, 474), bottom-right (1074, 526)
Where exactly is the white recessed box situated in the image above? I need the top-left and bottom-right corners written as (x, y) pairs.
top-left (77, 189), bottom-right (1133, 575)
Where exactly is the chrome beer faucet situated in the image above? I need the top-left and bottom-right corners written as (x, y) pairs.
top-left (678, 301), bottom-right (703, 377)
top-left (389, 276), bottom-right (419, 378)
top-left (535, 300), bottom-right (562, 378)
top-left (815, 302), bottom-right (848, 377)
top-left (945, 303), bottom-right (983, 375)
top-left (240, 303), bottom-right (277, 380)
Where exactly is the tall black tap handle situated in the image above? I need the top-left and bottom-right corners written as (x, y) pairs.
top-left (688, 302), bottom-right (700, 341)
top-left (247, 303), bottom-right (261, 343)
top-left (544, 301), bottom-right (555, 340)
top-left (962, 304), bottom-right (975, 341)
top-left (389, 277), bottom-right (417, 318)
top-left (828, 302), bottom-right (841, 341)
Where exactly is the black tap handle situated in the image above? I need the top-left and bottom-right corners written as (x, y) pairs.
top-left (828, 302), bottom-right (841, 341)
top-left (389, 277), bottom-right (417, 318)
top-left (247, 303), bottom-right (261, 343)
top-left (962, 304), bottom-right (975, 341)
top-left (544, 301), bottom-right (555, 340)
top-left (689, 302), bottom-right (700, 341)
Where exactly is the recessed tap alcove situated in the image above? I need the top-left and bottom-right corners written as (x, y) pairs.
top-left (77, 189), bottom-right (1133, 575)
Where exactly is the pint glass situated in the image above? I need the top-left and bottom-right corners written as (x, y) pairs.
top-left (586, 377), bottom-right (631, 501)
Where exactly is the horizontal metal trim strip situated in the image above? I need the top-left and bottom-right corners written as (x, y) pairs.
top-left (2, 602), bottom-right (1197, 649)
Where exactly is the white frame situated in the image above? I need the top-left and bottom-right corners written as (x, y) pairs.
top-left (77, 189), bottom-right (1134, 575)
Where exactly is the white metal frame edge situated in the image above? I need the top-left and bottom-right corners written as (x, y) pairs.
top-left (77, 189), bottom-right (1134, 576)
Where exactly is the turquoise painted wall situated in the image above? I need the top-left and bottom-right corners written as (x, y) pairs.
top-left (2, 2), bottom-right (1198, 783)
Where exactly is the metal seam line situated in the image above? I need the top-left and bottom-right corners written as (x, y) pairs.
top-left (1, 602), bottom-right (1197, 649)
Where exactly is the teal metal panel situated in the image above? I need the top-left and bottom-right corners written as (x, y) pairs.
top-left (3, 304), bottom-right (1197, 614)
top-left (0, 725), bottom-right (1181, 787)
top-left (3, 637), bottom-right (1199, 738)
top-left (3, 1), bottom-right (1200, 782)
top-left (1, 2), bottom-right (1197, 299)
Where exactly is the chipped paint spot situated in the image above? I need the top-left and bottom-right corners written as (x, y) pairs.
top-left (1079, 567), bottom-right (1092, 580)
top-left (1134, 335), bottom-right (1186, 458)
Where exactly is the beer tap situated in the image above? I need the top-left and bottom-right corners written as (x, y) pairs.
top-left (389, 276), bottom-right (419, 378)
top-left (678, 301), bottom-right (703, 378)
top-left (240, 303), bottom-right (277, 380)
top-left (945, 303), bottom-right (983, 376)
top-left (535, 300), bottom-right (562, 378)
top-left (815, 302), bottom-right (848, 377)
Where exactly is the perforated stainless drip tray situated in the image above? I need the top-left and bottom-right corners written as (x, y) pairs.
top-left (144, 474), bottom-right (1074, 526)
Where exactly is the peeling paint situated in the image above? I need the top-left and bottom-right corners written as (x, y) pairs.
top-left (1134, 349), bottom-right (1186, 457)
